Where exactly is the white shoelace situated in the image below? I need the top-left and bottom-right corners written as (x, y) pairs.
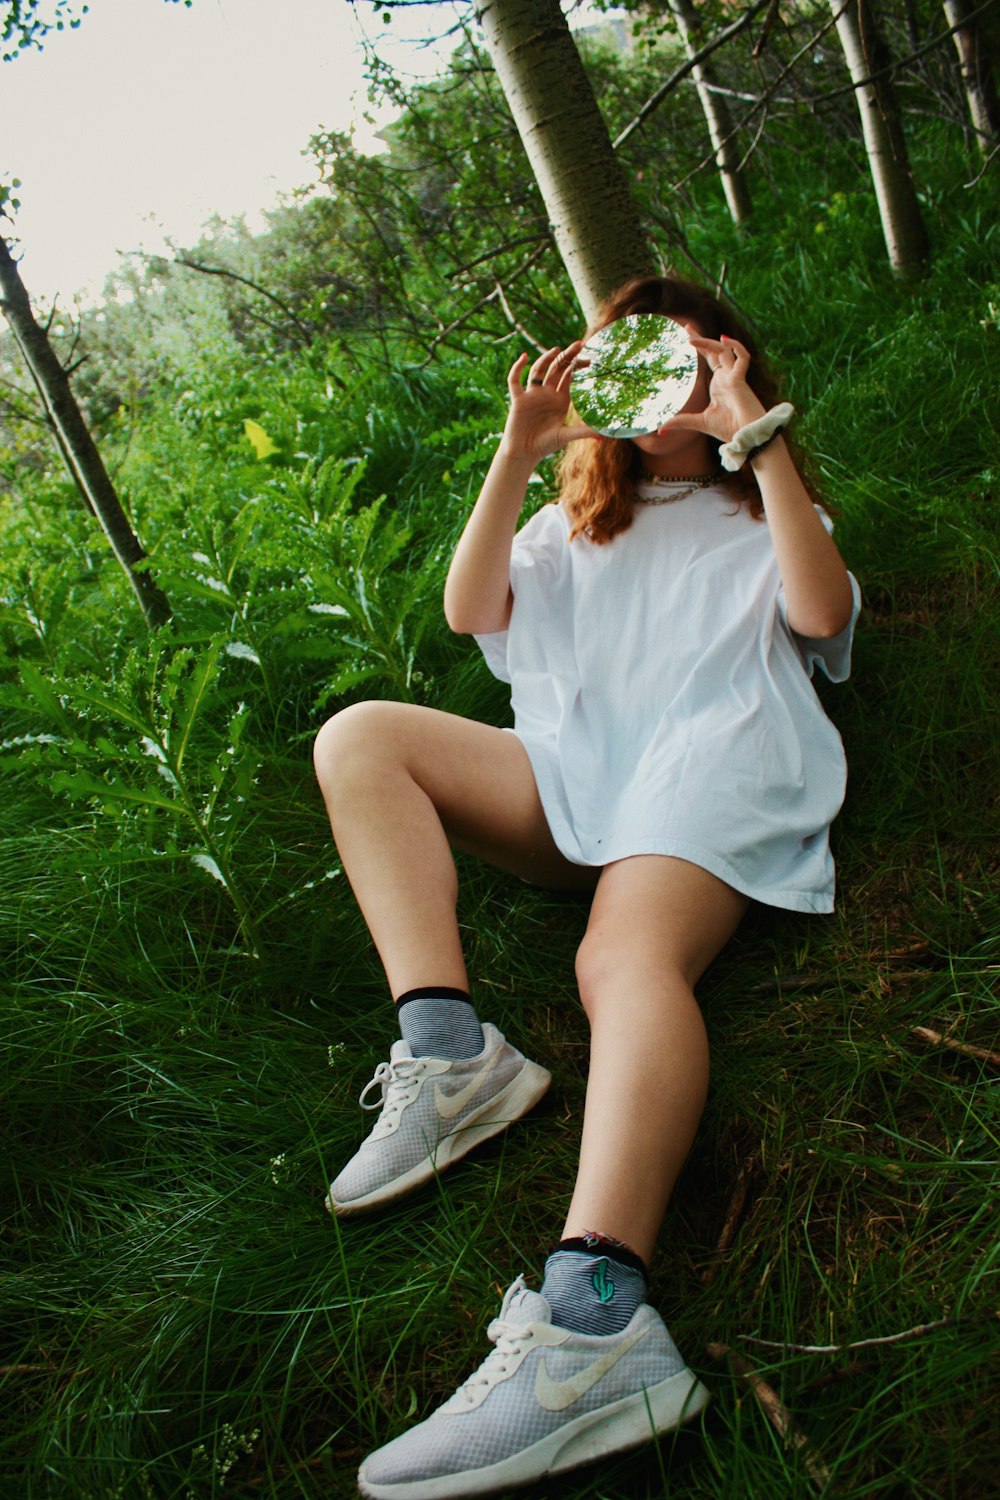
top-left (451, 1318), bottom-right (535, 1406)
top-left (358, 1057), bottom-right (425, 1131)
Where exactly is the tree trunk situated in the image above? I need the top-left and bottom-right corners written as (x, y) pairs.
top-left (830, 0), bottom-right (930, 277)
top-left (942, 0), bottom-right (1000, 156)
top-left (665, 0), bottom-right (753, 226)
top-left (474, 0), bottom-right (656, 321)
top-left (0, 236), bottom-right (171, 629)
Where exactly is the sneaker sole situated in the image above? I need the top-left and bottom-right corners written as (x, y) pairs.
top-left (357, 1367), bottom-right (710, 1499)
top-left (328, 1059), bottom-right (552, 1217)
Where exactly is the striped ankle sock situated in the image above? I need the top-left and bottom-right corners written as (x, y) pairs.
top-left (394, 986), bottom-right (485, 1060)
top-left (540, 1234), bottom-right (648, 1336)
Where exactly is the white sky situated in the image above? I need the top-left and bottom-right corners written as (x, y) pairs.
top-left (0, 0), bottom-right (468, 305)
top-left (1, 0), bottom-right (624, 309)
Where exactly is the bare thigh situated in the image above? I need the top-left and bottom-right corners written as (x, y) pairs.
top-left (315, 700), bottom-right (598, 893)
top-left (583, 854), bottom-right (749, 989)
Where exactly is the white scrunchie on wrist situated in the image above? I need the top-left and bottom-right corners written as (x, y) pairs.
top-left (719, 402), bottom-right (795, 472)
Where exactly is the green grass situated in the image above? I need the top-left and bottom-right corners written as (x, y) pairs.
top-left (2, 138), bottom-right (999, 1499)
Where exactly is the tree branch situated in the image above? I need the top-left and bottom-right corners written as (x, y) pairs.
top-left (966, 138), bottom-right (1000, 184)
top-left (169, 256), bottom-right (316, 346)
top-left (669, 3), bottom-right (850, 197)
top-left (448, 231), bottom-right (549, 279)
top-left (690, 79), bottom-right (797, 107)
top-left (493, 278), bottom-right (546, 352)
top-left (417, 242), bottom-right (548, 367)
top-left (0, 372), bottom-right (48, 426)
top-left (751, 0), bottom-right (782, 60)
top-left (642, 204), bottom-right (754, 328)
top-left (805, 0), bottom-right (1000, 106)
top-left (613, 0), bottom-right (771, 151)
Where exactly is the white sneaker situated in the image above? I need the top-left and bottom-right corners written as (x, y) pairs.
top-left (327, 1024), bottom-right (551, 1217)
top-left (357, 1279), bottom-right (709, 1498)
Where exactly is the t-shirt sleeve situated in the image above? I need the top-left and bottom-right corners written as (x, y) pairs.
top-left (778, 506), bottom-right (862, 682)
top-left (474, 626), bottom-right (512, 683)
top-left (473, 503), bottom-right (565, 684)
top-left (785, 572), bottom-right (862, 682)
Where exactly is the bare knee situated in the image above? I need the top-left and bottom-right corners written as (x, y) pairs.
top-left (575, 929), bottom-right (625, 1021)
top-left (574, 927), bottom-right (693, 1022)
top-left (313, 700), bottom-right (397, 803)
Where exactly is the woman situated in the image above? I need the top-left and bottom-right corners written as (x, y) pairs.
top-left (313, 275), bottom-right (860, 1498)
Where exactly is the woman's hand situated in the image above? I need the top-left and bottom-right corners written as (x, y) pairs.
top-left (500, 342), bottom-right (599, 464)
top-left (659, 333), bottom-right (767, 444)
top-left (445, 343), bottom-right (594, 635)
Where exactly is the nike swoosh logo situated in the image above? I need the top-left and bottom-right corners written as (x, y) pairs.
top-left (534, 1325), bottom-right (650, 1412)
top-left (434, 1047), bottom-right (503, 1120)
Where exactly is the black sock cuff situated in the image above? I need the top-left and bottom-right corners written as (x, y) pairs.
top-left (557, 1235), bottom-right (648, 1279)
top-left (394, 986), bottom-right (473, 1010)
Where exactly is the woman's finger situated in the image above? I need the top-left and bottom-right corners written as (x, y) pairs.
top-left (720, 334), bottom-right (750, 368)
top-left (553, 340), bottom-right (585, 392)
top-left (657, 412), bottom-right (707, 437)
top-left (507, 352), bottom-right (530, 398)
top-left (688, 332), bottom-right (750, 375)
top-left (560, 420), bottom-right (601, 444)
top-left (527, 346), bottom-right (562, 387)
top-left (687, 333), bottom-right (723, 354)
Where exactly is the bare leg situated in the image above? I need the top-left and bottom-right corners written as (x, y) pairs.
top-left (315, 707), bottom-right (742, 1255)
top-left (313, 701), bottom-right (595, 998)
top-left (564, 855), bottom-right (747, 1266)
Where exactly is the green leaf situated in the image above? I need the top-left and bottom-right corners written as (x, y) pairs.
top-left (243, 419), bottom-right (278, 460)
top-left (172, 643), bottom-right (223, 772)
top-left (16, 662), bottom-right (73, 734)
top-left (51, 769), bottom-right (191, 821)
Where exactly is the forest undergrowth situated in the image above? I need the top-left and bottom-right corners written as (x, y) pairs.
top-left (0, 128), bottom-right (997, 1500)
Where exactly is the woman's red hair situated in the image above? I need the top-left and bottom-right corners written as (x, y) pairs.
top-left (557, 275), bottom-right (789, 544)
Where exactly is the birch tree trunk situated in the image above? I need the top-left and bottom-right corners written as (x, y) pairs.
top-left (830, 0), bottom-right (930, 276)
top-left (0, 236), bottom-right (171, 629)
top-left (941, 0), bottom-right (1000, 157)
top-left (666, 0), bottom-right (753, 226)
top-left (474, 0), bottom-right (655, 321)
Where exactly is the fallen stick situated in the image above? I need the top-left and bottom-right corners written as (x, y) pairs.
top-left (911, 1026), bottom-right (1000, 1067)
top-left (701, 1155), bottom-right (756, 1286)
top-left (738, 1312), bottom-right (982, 1354)
top-left (707, 1342), bottom-right (830, 1490)
top-left (0, 1362), bottom-right (90, 1379)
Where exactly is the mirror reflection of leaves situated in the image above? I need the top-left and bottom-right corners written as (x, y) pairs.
top-left (572, 315), bottom-right (699, 439)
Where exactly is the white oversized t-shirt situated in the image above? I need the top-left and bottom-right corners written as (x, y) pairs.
top-left (475, 484), bottom-right (861, 913)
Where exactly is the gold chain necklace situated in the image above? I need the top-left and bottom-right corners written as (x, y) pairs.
top-left (635, 471), bottom-right (721, 505)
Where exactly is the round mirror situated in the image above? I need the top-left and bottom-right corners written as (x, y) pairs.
top-left (571, 314), bottom-right (700, 438)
